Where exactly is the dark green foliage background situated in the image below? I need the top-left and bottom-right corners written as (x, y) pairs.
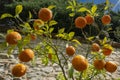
top-left (0, 0), bottom-right (120, 42)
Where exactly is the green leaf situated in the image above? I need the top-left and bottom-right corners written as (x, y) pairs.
top-left (31, 56), bottom-right (37, 66)
top-left (21, 35), bottom-right (30, 47)
top-left (52, 54), bottom-right (58, 63)
top-left (0, 42), bottom-right (8, 51)
top-left (49, 20), bottom-right (58, 26)
top-left (69, 32), bottom-right (74, 37)
top-left (66, 6), bottom-right (73, 9)
top-left (102, 37), bottom-right (107, 45)
top-left (107, 27), bottom-right (112, 31)
top-left (7, 45), bottom-right (16, 56)
top-left (104, 6), bottom-right (108, 10)
top-left (42, 57), bottom-right (49, 66)
top-left (78, 7), bottom-right (87, 12)
top-left (49, 28), bottom-right (54, 33)
top-left (73, 0), bottom-right (76, 6)
top-left (56, 72), bottom-right (65, 80)
top-left (25, 22), bottom-right (31, 29)
top-left (87, 36), bottom-right (95, 41)
top-left (91, 5), bottom-right (97, 14)
top-left (36, 30), bottom-right (44, 35)
top-left (104, 0), bottom-right (110, 10)
top-left (0, 13), bottom-right (13, 19)
top-left (7, 29), bottom-right (14, 34)
top-left (58, 28), bottom-right (65, 33)
top-left (28, 11), bottom-right (32, 19)
top-left (20, 22), bottom-right (31, 30)
top-left (48, 5), bottom-right (56, 10)
top-left (68, 32), bottom-right (75, 40)
top-left (63, 33), bottom-right (69, 40)
top-left (68, 66), bottom-right (74, 78)
top-left (68, 1), bottom-right (73, 6)
top-left (72, 39), bottom-right (81, 45)
top-left (78, 7), bottom-right (91, 13)
top-left (69, 13), bottom-right (75, 17)
top-left (15, 5), bottom-right (23, 15)
top-left (0, 33), bottom-right (5, 38)
top-left (56, 34), bottom-right (64, 38)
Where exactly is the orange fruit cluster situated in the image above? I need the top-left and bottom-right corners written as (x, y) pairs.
top-left (72, 55), bottom-right (88, 71)
top-left (75, 15), bottom-right (94, 29)
top-left (91, 42), bottom-right (117, 72)
top-left (91, 43), bottom-right (113, 56)
top-left (93, 60), bottom-right (117, 73)
top-left (19, 49), bottom-right (34, 62)
top-left (75, 14), bottom-right (111, 28)
top-left (12, 63), bottom-right (27, 77)
top-left (38, 8), bottom-right (52, 22)
top-left (6, 31), bottom-right (22, 45)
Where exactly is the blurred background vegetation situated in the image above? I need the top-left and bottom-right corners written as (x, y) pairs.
top-left (0, 0), bottom-right (120, 42)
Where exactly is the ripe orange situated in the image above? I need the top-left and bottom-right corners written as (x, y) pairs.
top-left (101, 15), bottom-right (111, 25)
top-left (75, 17), bottom-right (87, 28)
top-left (30, 34), bottom-right (37, 41)
top-left (38, 8), bottom-right (52, 22)
top-left (105, 61), bottom-right (117, 73)
top-left (66, 46), bottom-right (75, 56)
top-left (72, 55), bottom-right (88, 71)
top-left (12, 63), bottom-right (27, 77)
top-left (33, 19), bottom-right (44, 30)
top-left (102, 48), bottom-right (112, 56)
top-left (91, 43), bottom-right (100, 52)
top-left (6, 31), bottom-right (22, 45)
top-left (93, 59), bottom-right (106, 70)
top-left (19, 49), bottom-right (34, 62)
top-left (102, 44), bottom-right (113, 56)
top-left (85, 15), bottom-right (94, 25)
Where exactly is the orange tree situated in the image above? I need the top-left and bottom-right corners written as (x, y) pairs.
top-left (0, 0), bottom-right (118, 80)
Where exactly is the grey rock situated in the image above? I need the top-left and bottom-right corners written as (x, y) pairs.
top-left (41, 67), bottom-right (53, 73)
top-left (0, 54), bottom-right (9, 59)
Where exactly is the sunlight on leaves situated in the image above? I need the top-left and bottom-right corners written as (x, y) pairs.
top-left (72, 39), bottom-right (81, 45)
top-left (28, 11), bottom-right (32, 19)
top-left (78, 7), bottom-right (91, 14)
top-left (91, 5), bottom-right (97, 14)
top-left (48, 5), bottom-right (56, 10)
top-left (101, 37), bottom-right (107, 45)
top-left (7, 29), bottom-right (14, 34)
top-left (49, 20), bottom-right (58, 27)
top-left (69, 13), bottom-right (75, 17)
top-left (15, 5), bottom-right (23, 15)
top-left (104, 0), bottom-right (110, 10)
top-left (87, 36), bottom-right (95, 41)
top-left (0, 13), bottom-right (13, 19)
top-left (56, 72), bottom-right (65, 80)
top-left (58, 28), bottom-right (65, 34)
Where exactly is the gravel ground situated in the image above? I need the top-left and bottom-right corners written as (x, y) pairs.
top-left (0, 39), bottom-right (120, 80)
